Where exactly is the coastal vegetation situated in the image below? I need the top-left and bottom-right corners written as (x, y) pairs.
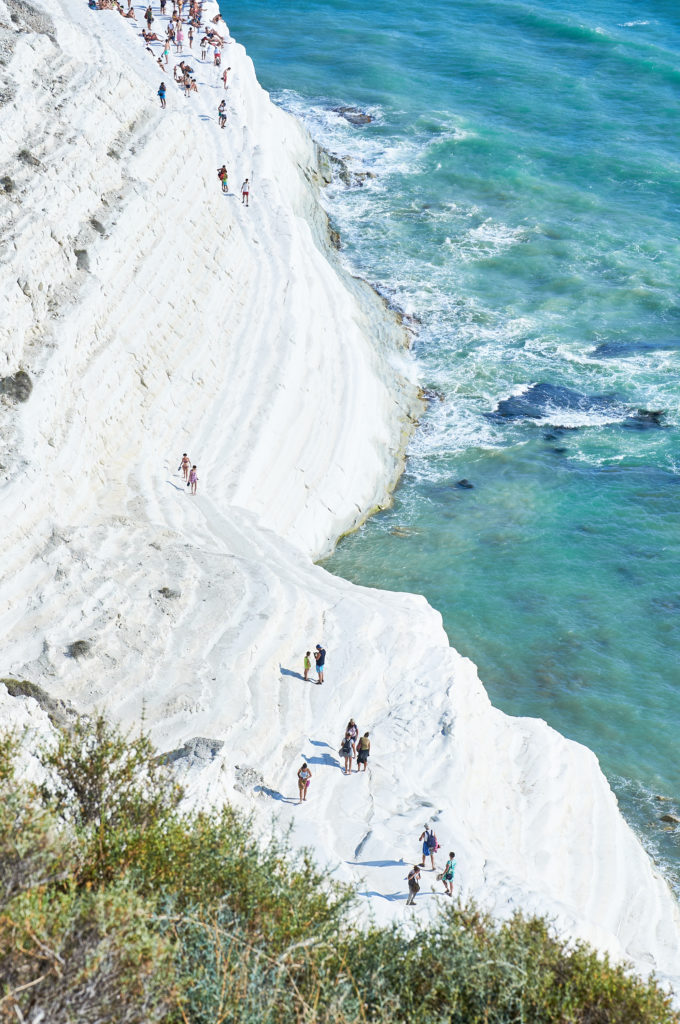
top-left (0, 716), bottom-right (677, 1024)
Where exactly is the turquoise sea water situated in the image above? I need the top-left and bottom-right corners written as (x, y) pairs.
top-left (226, 1), bottom-right (680, 885)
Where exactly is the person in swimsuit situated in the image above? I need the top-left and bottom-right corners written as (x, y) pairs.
top-left (297, 762), bottom-right (312, 802)
top-left (356, 732), bottom-right (370, 771)
top-left (189, 465), bottom-right (198, 494)
top-left (158, 82), bottom-right (167, 108)
top-left (221, 66), bottom-right (231, 89)
top-left (218, 99), bottom-right (226, 128)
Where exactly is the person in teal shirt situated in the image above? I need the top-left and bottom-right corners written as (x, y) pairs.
top-left (442, 851), bottom-right (456, 896)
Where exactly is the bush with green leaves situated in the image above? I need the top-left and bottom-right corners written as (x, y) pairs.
top-left (0, 713), bottom-right (677, 1024)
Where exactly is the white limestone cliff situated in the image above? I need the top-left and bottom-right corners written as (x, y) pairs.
top-left (1, 0), bottom-right (678, 993)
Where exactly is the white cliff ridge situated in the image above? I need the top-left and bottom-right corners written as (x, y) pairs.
top-left (1, 0), bottom-right (679, 994)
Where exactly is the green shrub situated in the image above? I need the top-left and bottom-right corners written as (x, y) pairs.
top-left (0, 715), bottom-right (676, 1024)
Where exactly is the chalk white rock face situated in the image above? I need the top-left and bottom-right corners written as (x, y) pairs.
top-left (0, 0), bottom-right (679, 996)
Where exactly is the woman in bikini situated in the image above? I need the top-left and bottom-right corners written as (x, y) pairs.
top-left (297, 763), bottom-right (312, 802)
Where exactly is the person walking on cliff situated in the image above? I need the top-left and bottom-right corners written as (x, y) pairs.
top-left (297, 762), bottom-right (312, 803)
top-left (345, 719), bottom-right (359, 756)
top-left (144, 4), bottom-right (153, 28)
top-left (158, 81), bottom-right (167, 108)
top-left (314, 643), bottom-right (325, 683)
top-left (217, 165), bottom-right (228, 193)
top-left (419, 825), bottom-right (438, 870)
top-left (221, 66), bottom-right (231, 89)
top-left (178, 452), bottom-right (191, 480)
top-left (188, 465), bottom-right (198, 495)
top-left (339, 731), bottom-right (354, 775)
top-left (241, 178), bottom-right (250, 206)
top-left (441, 851), bottom-right (456, 896)
top-left (218, 99), bottom-right (227, 128)
top-left (357, 732), bottom-right (370, 771)
top-left (406, 865), bottom-right (421, 906)
top-left (303, 651), bottom-right (311, 681)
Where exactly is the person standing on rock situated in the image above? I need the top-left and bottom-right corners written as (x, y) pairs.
top-left (340, 731), bottom-right (354, 775)
top-left (221, 66), bottom-right (231, 89)
top-left (406, 865), bottom-right (421, 906)
top-left (189, 465), bottom-right (198, 495)
top-left (356, 732), bottom-right (370, 771)
top-left (419, 825), bottom-right (438, 870)
top-left (241, 178), bottom-right (250, 207)
top-left (303, 651), bottom-right (311, 681)
top-left (144, 4), bottom-right (153, 28)
top-left (441, 851), bottom-right (456, 896)
top-left (314, 643), bottom-right (325, 683)
top-left (179, 452), bottom-right (191, 480)
top-left (297, 762), bottom-right (312, 802)
top-left (346, 719), bottom-right (358, 756)
top-left (158, 81), bottom-right (167, 108)
top-left (217, 165), bottom-right (228, 193)
top-left (218, 99), bottom-right (227, 128)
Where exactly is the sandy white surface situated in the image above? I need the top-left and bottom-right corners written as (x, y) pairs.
top-left (1, 0), bottom-right (679, 993)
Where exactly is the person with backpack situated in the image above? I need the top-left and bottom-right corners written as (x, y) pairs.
top-left (339, 731), bottom-right (353, 775)
top-left (419, 824), bottom-right (438, 870)
top-left (441, 851), bottom-right (456, 896)
top-left (345, 719), bottom-right (358, 756)
top-left (406, 865), bottom-right (421, 906)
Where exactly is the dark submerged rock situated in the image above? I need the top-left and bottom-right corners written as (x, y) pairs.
top-left (456, 479), bottom-right (474, 489)
top-left (622, 409), bottom-right (665, 431)
top-left (593, 339), bottom-right (680, 358)
top-left (488, 382), bottom-right (618, 422)
top-left (335, 105), bottom-right (373, 125)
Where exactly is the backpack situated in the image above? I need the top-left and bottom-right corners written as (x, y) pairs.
top-left (427, 830), bottom-right (439, 852)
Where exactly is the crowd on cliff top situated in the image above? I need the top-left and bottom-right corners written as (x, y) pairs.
top-left (90, 0), bottom-right (252, 201)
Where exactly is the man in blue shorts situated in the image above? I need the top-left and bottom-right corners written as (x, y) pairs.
top-left (314, 644), bottom-right (326, 684)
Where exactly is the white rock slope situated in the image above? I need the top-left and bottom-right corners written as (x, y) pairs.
top-left (1, 0), bottom-right (679, 993)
